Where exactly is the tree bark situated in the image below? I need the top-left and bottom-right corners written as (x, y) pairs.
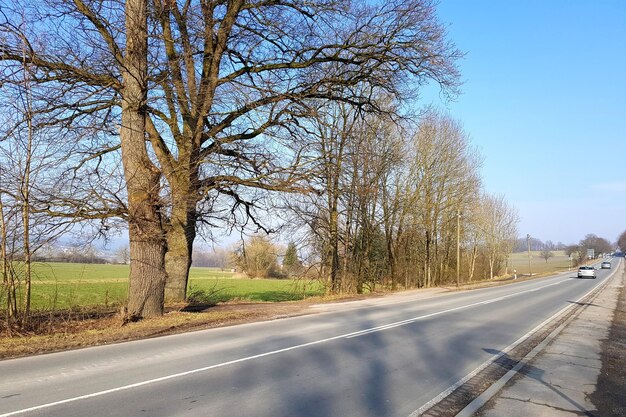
top-left (468, 244), bottom-right (478, 281)
top-left (329, 206), bottom-right (340, 293)
top-left (121, 0), bottom-right (167, 319)
top-left (164, 189), bottom-right (196, 302)
top-left (0, 195), bottom-right (17, 324)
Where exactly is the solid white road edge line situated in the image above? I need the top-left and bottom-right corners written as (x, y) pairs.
top-left (0, 276), bottom-right (575, 417)
top-left (407, 262), bottom-right (617, 417)
top-left (455, 307), bottom-right (582, 417)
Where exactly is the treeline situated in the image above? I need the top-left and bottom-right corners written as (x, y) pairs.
top-left (204, 110), bottom-right (520, 288)
top-left (565, 234), bottom-right (614, 264)
top-left (618, 231), bottom-right (626, 254)
top-left (32, 245), bottom-right (109, 264)
top-left (282, 109), bottom-right (518, 291)
top-left (512, 238), bottom-right (567, 253)
top-left (191, 247), bottom-right (230, 269)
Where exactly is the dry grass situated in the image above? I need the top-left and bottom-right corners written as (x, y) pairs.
top-left (0, 303), bottom-right (309, 360)
top-left (508, 250), bottom-right (572, 275)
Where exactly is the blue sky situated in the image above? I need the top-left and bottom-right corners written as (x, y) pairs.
top-left (423, 0), bottom-right (626, 244)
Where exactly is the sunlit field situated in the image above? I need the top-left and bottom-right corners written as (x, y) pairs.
top-left (6, 263), bottom-right (323, 312)
top-left (7, 251), bottom-right (598, 312)
top-left (507, 250), bottom-right (575, 276)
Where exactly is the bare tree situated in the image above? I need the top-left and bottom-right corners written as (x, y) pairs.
top-left (478, 193), bottom-right (519, 279)
top-left (579, 234), bottom-right (612, 258)
top-left (539, 248), bottom-right (554, 263)
top-left (116, 245), bottom-right (130, 264)
top-left (349, 111), bottom-right (404, 293)
top-left (0, 16), bottom-right (79, 328)
top-left (233, 235), bottom-right (280, 279)
top-left (119, 0), bottom-right (168, 319)
top-left (618, 230), bottom-right (626, 253)
top-left (402, 111), bottom-right (482, 287)
top-left (143, 0), bottom-right (463, 302)
top-left (1, 0), bottom-right (462, 315)
top-left (289, 100), bottom-right (405, 293)
top-left (460, 204), bottom-right (483, 282)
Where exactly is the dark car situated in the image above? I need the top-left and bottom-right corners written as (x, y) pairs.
top-left (577, 266), bottom-right (596, 279)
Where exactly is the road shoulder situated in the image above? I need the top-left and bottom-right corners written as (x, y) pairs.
top-left (475, 264), bottom-right (623, 416)
top-left (590, 266), bottom-right (626, 415)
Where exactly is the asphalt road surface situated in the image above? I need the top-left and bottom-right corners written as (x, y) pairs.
top-left (0, 259), bottom-right (619, 417)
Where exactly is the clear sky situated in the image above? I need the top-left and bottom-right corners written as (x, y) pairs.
top-left (100, 1), bottom-right (625, 252)
top-left (422, 0), bottom-right (626, 245)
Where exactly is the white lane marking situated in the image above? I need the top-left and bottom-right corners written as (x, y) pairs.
top-left (0, 277), bottom-right (574, 417)
top-left (408, 269), bottom-right (613, 417)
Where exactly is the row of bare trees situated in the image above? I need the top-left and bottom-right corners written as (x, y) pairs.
top-left (1, 0), bottom-right (465, 320)
top-left (285, 108), bottom-right (519, 293)
top-left (565, 234), bottom-right (614, 265)
top-left (618, 231), bottom-right (626, 254)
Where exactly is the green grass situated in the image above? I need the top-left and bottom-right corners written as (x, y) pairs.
top-left (188, 278), bottom-right (323, 303)
top-left (4, 262), bottom-right (323, 311)
top-left (5, 252), bottom-right (586, 311)
top-left (29, 281), bottom-right (129, 311)
top-left (508, 250), bottom-right (574, 275)
top-left (27, 263), bottom-right (237, 283)
top-left (30, 262), bottom-right (130, 283)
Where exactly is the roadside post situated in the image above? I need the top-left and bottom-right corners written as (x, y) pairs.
top-left (513, 269), bottom-right (517, 280)
top-left (569, 255), bottom-right (572, 271)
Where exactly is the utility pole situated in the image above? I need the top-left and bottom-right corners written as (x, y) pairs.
top-left (527, 233), bottom-right (532, 277)
top-left (456, 209), bottom-right (461, 287)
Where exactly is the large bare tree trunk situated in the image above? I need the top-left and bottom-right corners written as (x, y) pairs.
top-left (122, 0), bottom-right (167, 319)
top-left (164, 188), bottom-right (196, 302)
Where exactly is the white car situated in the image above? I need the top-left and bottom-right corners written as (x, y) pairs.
top-left (601, 261), bottom-right (611, 269)
top-left (577, 266), bottom-right (596, 279)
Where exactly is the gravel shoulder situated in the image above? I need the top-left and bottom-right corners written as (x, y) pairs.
top-left (590, 268), bottom-right (626, 415)
top-left (473, 263), bottom-right (624, 417)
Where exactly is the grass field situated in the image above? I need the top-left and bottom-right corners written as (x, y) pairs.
top-left (6, 252), bottom-right (589, 312)
top-left (508, 250), bottom-right (575, 275)
top-left (4, 262), bottom-right (324, 312)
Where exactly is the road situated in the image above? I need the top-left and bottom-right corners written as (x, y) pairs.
top-left (0, 259), bottom-right (619, 417)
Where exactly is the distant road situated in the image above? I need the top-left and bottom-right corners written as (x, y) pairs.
top-left (0, 259), bottom-right (619, 417)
